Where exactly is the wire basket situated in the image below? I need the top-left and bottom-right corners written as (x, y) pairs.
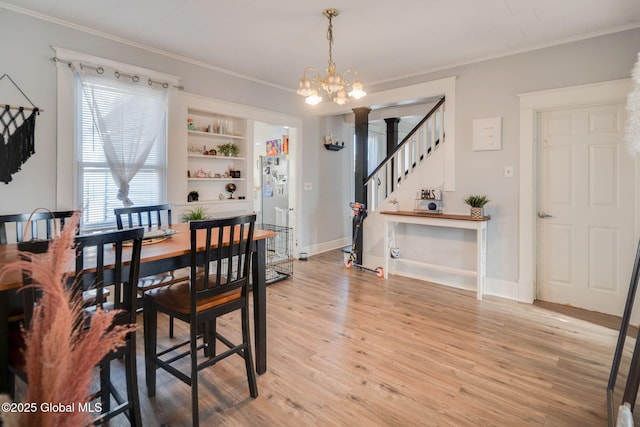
top-left (258, 223), bottom-right (293, 284)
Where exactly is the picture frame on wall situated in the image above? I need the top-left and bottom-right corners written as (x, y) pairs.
top-left (266, 139), bottom-right (281, 156)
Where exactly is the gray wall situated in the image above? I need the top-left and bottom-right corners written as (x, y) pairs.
top-left (0, 8), bottom-right (356, 253)
top-left (1, 7), bottom-right (639, 288)
top-left (368, 28), bottom-right (640, 285)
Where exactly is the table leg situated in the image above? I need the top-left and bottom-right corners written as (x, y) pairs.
top-left (476, 223), bottom-right (487, 300)
top-left (252, 239), bottom-right (267, 374)
top-left (623, 323), bottom-right (640, 411)
top-left (384, 220), bottom-right (390, 279)
top-left (0, 291), bottom-right (9, 393)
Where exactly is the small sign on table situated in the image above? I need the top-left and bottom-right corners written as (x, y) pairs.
top-left (414, 188), bottom-right (443, 214)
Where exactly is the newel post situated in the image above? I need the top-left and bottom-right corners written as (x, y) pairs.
top-left (353, 106), bottom-right (371, 264)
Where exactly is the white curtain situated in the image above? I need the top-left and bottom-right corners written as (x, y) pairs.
top-left (74, 66), bottom-right (168, 206)
top-left (626, 51), bottom-right (640, 155)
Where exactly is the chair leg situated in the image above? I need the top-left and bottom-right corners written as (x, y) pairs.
top-left (241, 307), bottom-right (258, 398)
top-left (7, 369), bottom-right (15, 401)
top-left (100, 361), bottom-right (111, 414)
top-left (125, 336), bottom-right (142, 426)
top-left (210, 318), bottom-right (217, 357)
top-left (143, 299), bottom-right (157, 397)
top-left (190, 320), bottom-right (200, 427)
top-left (203, 320), bottom-right (216, 358)
top-left (169, 315), bottom-right (174, 338)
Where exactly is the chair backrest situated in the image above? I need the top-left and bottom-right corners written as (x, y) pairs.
top-left (189, 214), bottom-right (256, 310)
top-left (114, 204), bottom-right (173, 230)
top-left (17, 240), bottom-right (51, 327)
top-left (74, 227), bottom-right (144, 326)
top-left (0, 210), bottom-right (76, 244)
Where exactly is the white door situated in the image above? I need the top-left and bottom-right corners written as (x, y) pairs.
top-left (537, 103), bottom-right (637, 315)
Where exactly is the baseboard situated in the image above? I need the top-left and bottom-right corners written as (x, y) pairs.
top-left (388, 263), bottom-right (523, 303)
top-left (485, 278), bottom-right (520, 301)
top-left (299, 237), bottom-right (351, 259)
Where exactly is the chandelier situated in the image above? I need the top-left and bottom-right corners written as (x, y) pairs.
top-left (297, 9), bottom-right (366, 106)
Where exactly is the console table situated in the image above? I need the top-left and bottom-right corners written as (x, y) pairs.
top-left (380, 211), bottom-right (490, 300)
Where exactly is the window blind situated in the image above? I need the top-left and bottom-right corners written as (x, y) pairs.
top-left (77, 78), bottom-right (166, 231)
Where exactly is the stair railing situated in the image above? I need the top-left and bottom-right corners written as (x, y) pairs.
top-left (364, 97), bottom-right (445, 212)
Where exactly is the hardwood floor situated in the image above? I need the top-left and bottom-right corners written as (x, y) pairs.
top-left (108, 250), bottom-right (631, 425)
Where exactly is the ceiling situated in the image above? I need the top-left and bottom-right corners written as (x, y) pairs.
top-left (3, 0), bottom-right (640, 93)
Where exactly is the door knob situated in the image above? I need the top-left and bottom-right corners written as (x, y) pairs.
top-left (537, 211), bottom-right (553, 218)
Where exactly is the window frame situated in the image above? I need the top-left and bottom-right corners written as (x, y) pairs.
top-left (75, 75), bottom-right (168, 230)
top-left (54, 47), bottom-right (180, 230)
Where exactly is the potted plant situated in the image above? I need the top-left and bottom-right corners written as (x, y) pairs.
top-left (218, 143), bottom-right (239, 157)
top-left (463, 194), bottom-right (489, 218)
top-left (181, 205), bottom-right (209, 222)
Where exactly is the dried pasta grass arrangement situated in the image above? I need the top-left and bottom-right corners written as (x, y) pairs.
top-left (0, 214), bottom-right (136, 427)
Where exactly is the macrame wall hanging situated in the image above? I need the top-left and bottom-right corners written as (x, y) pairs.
top-left (0, 74), bottom-right (42, 184)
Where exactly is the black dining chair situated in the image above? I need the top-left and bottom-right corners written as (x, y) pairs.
top-left (1, 209), bottom-right (78, 387)
top-left (143, 214), bottom-right (258, 426)
top-left (114, 204), bottom-right (173, 231)
top-left (114, 204), bottom-right (186, 337)
top-left (0, 209), bottom-right (75, 245)
top-left (0, 210), bottom-right (107, 326)
top-left (5, 239), bottom-right (49, 400)
top-left (74, 227), bottom-right (144, 425)
top-left (7, 227), bottom-right (144, 426)
top-left (0, 210), bottom-right (73, 324)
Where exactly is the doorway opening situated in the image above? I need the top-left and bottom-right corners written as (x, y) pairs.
top-left (253, 121), bottom-right (297, 282)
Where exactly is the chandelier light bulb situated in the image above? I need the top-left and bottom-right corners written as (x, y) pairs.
top-left (296, 8), bottom-right (366, 106)
top-left (334, 88), bottom-right (349, 105)
top-left (305, 90), bottom-right (323, 105)
top-left (327, 75), bottom-right (343, 93)
top-left (349, 80), bottom-right (366, 99)
top-left (297, 77), bottom-right (313, 97)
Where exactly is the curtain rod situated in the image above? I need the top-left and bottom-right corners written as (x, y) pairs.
top-left (53, 57), bottom-right (184, 90)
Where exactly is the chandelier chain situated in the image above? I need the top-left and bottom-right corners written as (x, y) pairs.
top-left (327, 14), bottom-right (334, 68)
top-left (296, 8), bottom-right (366, 105)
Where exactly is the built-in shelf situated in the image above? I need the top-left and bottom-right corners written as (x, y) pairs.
top-left (174, 199), bottom-right (250, 207)
top-left (188, 178), bottom-right (245, 181)
top-left (188, 130), bottom-right (244, 139)
top-left (186, 199), bottom-right (248, 204)
top-left (187, 154), bottom-right (245, 160)
top-left (183, 106), bottom-right (249, 218)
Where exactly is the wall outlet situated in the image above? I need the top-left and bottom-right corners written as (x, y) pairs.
top-left (304, 182), bottom-right (312, 191)
top-left (504, 166), bottom-right (514, 178)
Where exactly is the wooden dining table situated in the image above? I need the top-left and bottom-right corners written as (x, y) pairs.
top-left (0, 222), bottom-right (276, 393)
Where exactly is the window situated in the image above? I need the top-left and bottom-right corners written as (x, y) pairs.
top-left (76, 76), bottom-right (167, 231)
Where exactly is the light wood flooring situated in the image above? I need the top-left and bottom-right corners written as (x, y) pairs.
top-left (107, 250), bottom-right (633, 425)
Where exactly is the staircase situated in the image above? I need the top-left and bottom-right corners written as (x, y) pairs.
top-left (364, 97), bottom-right (446, 212)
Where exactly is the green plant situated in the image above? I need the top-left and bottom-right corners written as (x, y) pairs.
top-left (463, 194), bottom-right (490, 208)
top-left (218, 142), bottom-right (239, 157)
top-left (181, 205), bottom-right (209, 222)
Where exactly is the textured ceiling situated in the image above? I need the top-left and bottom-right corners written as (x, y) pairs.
top-left (2, 0), bottom-right (640, 92)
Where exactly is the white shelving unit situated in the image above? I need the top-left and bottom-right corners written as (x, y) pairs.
top-left (167, 92), bottom-right (254, 221)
